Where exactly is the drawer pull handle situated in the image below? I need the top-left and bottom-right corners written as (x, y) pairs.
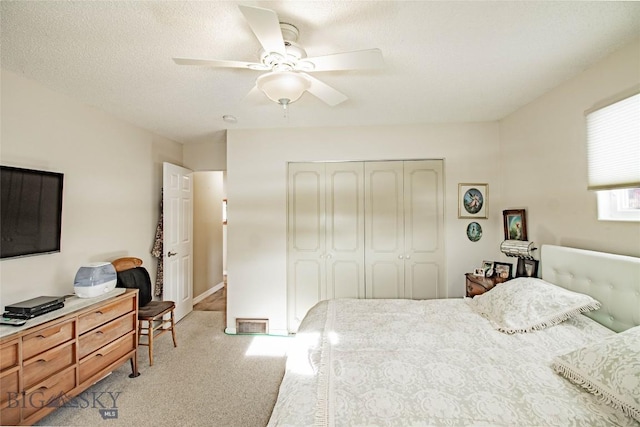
top-left (96, 331), bottom-right (104, 335)
top-left (36, 326), bottom-right (64, 339)
top-left (95, 311), bottom-right (104, 316)
top-left (37, 359), bottom-right (47, 364)
top-left (37, 385), bottom-right (49, 392)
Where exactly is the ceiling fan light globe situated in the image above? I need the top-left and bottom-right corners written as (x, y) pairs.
top-left (256, 71), bottom-right (310, 104)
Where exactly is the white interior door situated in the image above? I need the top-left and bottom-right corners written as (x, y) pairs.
top-left (163, 162), bottom-right (193, 322)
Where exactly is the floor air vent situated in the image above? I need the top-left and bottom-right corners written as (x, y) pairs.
top-left (236, 318), bottom-right (269, 334)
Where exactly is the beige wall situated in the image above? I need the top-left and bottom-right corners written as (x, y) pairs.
top-left (0, 70), bottom-right (182, 307)
top-left (499, 38), bottom-right (640, 257)
top-left (183, 132), bottom-right (227, 171)
top-left (226, 124), bottom-right (503, 334)
top-left (193, 171), bottom-right (225, 298)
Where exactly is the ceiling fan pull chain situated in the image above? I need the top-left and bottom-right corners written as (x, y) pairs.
top-left (280, 99), bottom-right (289, 119)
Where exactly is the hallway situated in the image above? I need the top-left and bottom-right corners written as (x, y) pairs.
top-left (193, 285), bottom-right (226, 312)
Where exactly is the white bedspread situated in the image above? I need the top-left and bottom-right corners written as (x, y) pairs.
top-left (268, 298), bottom-right (638, 426)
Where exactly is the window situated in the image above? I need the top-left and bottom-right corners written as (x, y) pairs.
top-left (586, 90), bottom-right (640, 222)
top-left (597, 188), bottom-right (640, 221)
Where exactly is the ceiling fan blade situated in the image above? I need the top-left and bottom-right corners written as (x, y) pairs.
top-left (299, 49), bottom-right (384, 72)
top-left (238, 5), bottom-right (286, 56)
top-left (303, 73), bottom-right (348, 106)
top-left (172, 57), bottom-right (267, 70)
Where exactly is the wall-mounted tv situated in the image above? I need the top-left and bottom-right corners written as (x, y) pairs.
top-left (1, 166), bottom-right (64, 259)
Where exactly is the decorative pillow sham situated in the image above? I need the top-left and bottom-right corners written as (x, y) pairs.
top-left (465, 277), bottom-right (601, 333)
top-left (553, 325), bottom-right (640, 422)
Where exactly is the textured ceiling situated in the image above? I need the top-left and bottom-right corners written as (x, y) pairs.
top-left (1, 1), bottom-right (639, 144)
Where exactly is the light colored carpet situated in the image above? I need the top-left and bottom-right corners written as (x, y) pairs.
top-left (36, 311), bottom-right (291, 427)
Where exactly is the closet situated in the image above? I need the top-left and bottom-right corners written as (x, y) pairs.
top-left (287, 160), bottom-right (444, 331)
top-left (287, 162), bottom-right (365, 328)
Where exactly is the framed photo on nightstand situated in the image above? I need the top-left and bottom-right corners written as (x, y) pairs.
top-left (523, 259), bottom-right (539, 277)
top-left (482, 260), bottom-right (494, 277)
top-left (493, 261), bottom-right (512, 280)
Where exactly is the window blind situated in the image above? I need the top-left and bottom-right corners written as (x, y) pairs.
top-left (586, 92), bottom-right (640, 191)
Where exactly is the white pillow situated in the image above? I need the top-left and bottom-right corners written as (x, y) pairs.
top-left (465, 277), bottom-right (601, 333)
top-left (553, 325), bottom-right (640, 422)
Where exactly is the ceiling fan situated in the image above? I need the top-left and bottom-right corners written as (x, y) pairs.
top-left (173, 5), bottom-right (384, 110)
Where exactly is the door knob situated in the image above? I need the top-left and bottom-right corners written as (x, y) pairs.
top-left (398, 255), bottom-right (404, 259)
top-left (167, 251), bottom-right (178, 257)
top-left (405, 255), bottom-right (411, 260)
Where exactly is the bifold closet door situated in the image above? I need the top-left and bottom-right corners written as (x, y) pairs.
top-left (364, 161), bottom-right (405, 298)
top-left (288, 163), bottom-right (326, 330)
top-left (403, 160), bottom-right (444, 299)
top-left (287, 162), bottom-right (364, 331)
top-left (365, 160), bottom-right (444, 299)
top-left (325, 162), bottom-right (365, 300)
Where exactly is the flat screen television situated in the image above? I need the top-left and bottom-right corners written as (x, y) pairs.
top-left (1, 166), bottom-right (64, 259)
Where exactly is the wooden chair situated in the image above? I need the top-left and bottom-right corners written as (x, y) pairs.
top-left (112, 257), bottom-right (177, 366)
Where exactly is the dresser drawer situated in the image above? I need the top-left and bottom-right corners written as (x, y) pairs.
top-left (79, 333), bottom-right (135, 384)
top-left (23, 366), bottom-right (76, 420)
top-left (0, 339), bottom-right (19, 372)
top-left (79, 297), bottom-right (135, 334)
top-left (23, 341), bottom-right (75, 389)
top-left (0, 370), bottom-right (19, 405)
top-left (79, 312), bottom-right (136, 359)
top-left (0, 402), bottom-right (21, 427)
top-left (23, 319), bottom-right (75, 360)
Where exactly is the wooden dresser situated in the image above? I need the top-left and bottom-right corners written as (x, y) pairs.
top-left (0, 289), bottom-right (138, 426)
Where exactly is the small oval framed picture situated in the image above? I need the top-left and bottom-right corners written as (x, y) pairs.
top-left (458, 183), bottom-right (488, 219)
top-left (466, 222), bottom-right (482, 242)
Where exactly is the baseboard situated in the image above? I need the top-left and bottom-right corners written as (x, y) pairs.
top-left (193, 281), bottom-right (224, 304)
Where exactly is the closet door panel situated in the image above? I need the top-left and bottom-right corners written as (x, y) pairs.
top-left (403, 160), bottom-right (444, 299)
top-left (291, 261), bottom-right (323, 325)
top-left (370, 261), bottom-right (403, 299)
top-left (365, 162), bottom-right (404, 298)
top-left (326, 163), bottom-right (365, 299)
top-left (288, 163), bottom-right (326, 331)
top-left (290, 168), bottom-right (324, 252)
top-left (406, 262), bottom-right (439, 300)
top-left (404, 163), bottom-right (440, 252)
top-left (329, 261), bottom-right (363, 299)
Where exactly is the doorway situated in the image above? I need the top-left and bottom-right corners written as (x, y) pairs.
top-left (191, 171), bottom-right (227, 316)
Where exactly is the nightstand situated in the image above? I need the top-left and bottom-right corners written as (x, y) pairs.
top-left (465, 273), bottom-right (508, 297)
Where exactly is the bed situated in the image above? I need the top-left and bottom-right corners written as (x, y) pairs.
top-left (268, 245), bottom-right (640, 426)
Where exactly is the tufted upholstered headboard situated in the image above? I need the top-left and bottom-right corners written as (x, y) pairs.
top-left (541, 245), bottom-right (640, 332)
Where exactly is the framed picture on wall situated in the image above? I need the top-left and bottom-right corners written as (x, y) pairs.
top-left (502, 209), bottom-right (527, 241)
top-left (458, 183), bottom-right (488, 219)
